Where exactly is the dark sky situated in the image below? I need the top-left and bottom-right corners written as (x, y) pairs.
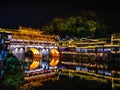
top-left (0, 0), bottom-right (119, 29)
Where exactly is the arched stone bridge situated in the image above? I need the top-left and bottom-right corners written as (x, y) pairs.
top-left (8, 44), bottom-right (60, 70)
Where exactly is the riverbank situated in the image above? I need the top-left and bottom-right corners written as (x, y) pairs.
top-left (34, 75), bottom-right (113, 90)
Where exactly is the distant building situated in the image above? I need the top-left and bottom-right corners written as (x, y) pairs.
top-left (111, 33), bottom-right (120, 45)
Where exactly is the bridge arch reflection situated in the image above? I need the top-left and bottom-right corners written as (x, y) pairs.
top-left (11, 46), bottom-right (60, 70)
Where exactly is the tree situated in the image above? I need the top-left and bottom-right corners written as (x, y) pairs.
top-left (41, 24), bottom-right (54, 34)
top-left (2, 53), bottom-right (24, 90)
top-left (41, 10), bottom-right (108, 39)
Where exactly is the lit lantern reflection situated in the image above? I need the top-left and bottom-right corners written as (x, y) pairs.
top-left (41, 60), bottom-right (49, 70)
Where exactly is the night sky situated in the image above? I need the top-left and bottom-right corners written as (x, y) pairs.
top-left (0, 0), bottom-right (119, 29)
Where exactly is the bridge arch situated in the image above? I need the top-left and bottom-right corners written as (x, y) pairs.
top-left (12, 46), bottom-right (60, 70)
top-left (49, 48), bottom-right (60, 57)
top-left (49, 48), bottom-right (60, 67)
top-left (24, 48), bottom-right (41, 70)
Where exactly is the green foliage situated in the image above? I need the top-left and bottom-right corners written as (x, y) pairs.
top-left (41, 24), bottom-right (54, 34)
top-left (41, 10), bottom-right (108, 38)
top-left (2, 54), bottom-right (24, 90)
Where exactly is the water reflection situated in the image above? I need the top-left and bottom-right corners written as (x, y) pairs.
top-left (60, 52), bottom-right (115, 76)
top-left (24, 56), bottom-right (60, 71)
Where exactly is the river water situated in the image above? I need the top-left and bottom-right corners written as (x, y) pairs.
top-left (34, 75), bottom-right (112, 90)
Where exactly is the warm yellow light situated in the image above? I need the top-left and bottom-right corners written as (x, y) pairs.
top-left (50, 57), bottom-right (59, 67)
top-left (29, 48), bottom-right (41, 58)
top-left (30, 61), bottom-right (40, 70)
top-left (50, 49), bottom-right (60, 57)
top-left (29, 48), bottom-right (41, 70)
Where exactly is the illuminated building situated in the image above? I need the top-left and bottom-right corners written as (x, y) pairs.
top-left (8, 26), bottom-right (56, 44)
top-left (0, 26), bottom-right (60, 87)
top-left (59, 36), bottom-right (120, 77)
top-left (60, 44), bottom-right (120, 77)
top-left (5, 26), bottom-right (60, 70)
